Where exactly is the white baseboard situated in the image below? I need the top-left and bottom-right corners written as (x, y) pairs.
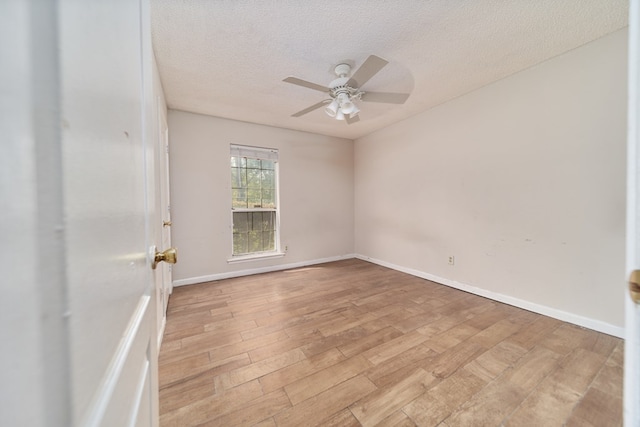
top-left (172, 254), bottom-right (357, 287)
top-left (355, 254), bottom-right (624, 339)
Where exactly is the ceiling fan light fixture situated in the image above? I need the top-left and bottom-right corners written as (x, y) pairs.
top-left (285, 55), bottom-right (410, 124)
top-left (325, 99), bottom-right (339, 117)
top-left (340, 98), bottom-right (356, 115)
top-left (349, 104), bottom-right (360, 118)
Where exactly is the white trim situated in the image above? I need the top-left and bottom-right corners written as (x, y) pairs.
top-left (232, 208), bottom-right (277, 213)
top-left (230, 144), bottom-right (278, 160)
top-left (157, 315), bottom-right (166, 350)
top-left (173, 254), bottom-right (356, 286)
top-left (229, 144), bottom-right (282, 258)
top-left (228, 251), bottom-right (286, 264)
top-left (126, 359), bottom-right (150, 427)
top-left (355, 254), bottom-right (624, 339)
top-left (81, 295), bottom-right (151, 427)
top-left (626, 0), bottom-right (640, 423)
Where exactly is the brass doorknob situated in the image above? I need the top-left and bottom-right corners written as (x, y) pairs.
top-left (163, 220), bottom-right (172, 227)
top-left (630, 270), bottom-right (640, 304)
top-left (152, 247), bottom-right (177, 270)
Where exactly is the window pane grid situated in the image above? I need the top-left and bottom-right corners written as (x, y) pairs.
top-left (232, 211), bottom-right (276, 255)
top-left (231, 148), bottom-right (278, 257)
top-left (231, 156), bottom-right (276, 209)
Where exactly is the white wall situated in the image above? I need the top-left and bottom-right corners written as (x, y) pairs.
top-left (168, 111), bottom-right (354, 283)
top-left (355, 29), bottom-right (628, 334)
top-left (1, 2), bottom-right (62, 425)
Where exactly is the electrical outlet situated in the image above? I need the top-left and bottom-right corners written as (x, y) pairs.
top-left (448, 255), bottom-right (455, 265)
top-left (285, 245), bottom-right (288, 252)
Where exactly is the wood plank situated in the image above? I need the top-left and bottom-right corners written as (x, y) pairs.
top-left (252, 418), bottom-right (276, 427)
top-left (284, 355), bottom-right (373, 405)
top-left (443, 380), bottom-right (524, 426)
top-left (249, 331), bottom-right (322, 361)
top-left (362, 330), bottom-right (431, 365)
top-left (300, 326), bottom-right (371, 358)
top-left (504, 346), bottom-right (608, 427)
top-left (565, 387), bottom-right (623, 426)
top-left (198, 389), bottom-right (291, 427)
top-left (429, 340), bottom-right (486, 379)
top-left (376, 410), bottom-right (418, 426)
top-left (208, 329), bottom-right (289, 362)
top-left (423, 322), bottom-right (480, 353)
top-left (538, 323), bottom-right (602, 356)
top-left (158, 352), bottom-right (210, 388)
top-left (503, 315), bottom-right (562, 350)
top-left (391, 311), bottom-right (445, 333)
top-left (225, 348), bottom-right (307, 388)
top-left (368, 348), bottom-right (438, 389)
top-left (350, 368), bottom-right (436, 426)
top-left (403, 368), bottom-right (486, 426)
top-left (550, 348), bottom-right (607, 393)
top-left (464, 340), bottom-right (527, 382)
top-left (275, 375), bottom-right (377, 427)
top-left (467, 318), bottom-right (522, 348)
top-left (259, 348), bottom-right (346, 394)
top-left (163, 310), bottom-right (232, 337)
top-left (504, 382), bottom-right (580, 426)
top-left (159, 353), bottom-right (251, 413)
top-left (160, 330), bottom-right (243, 365)
top-left (590, 345), bottom-right (624, 396)
top-left (338, 326), bottom-right (404, 358)
top-left (317, 311), bottom-right (377, 336)
top-left (159, 379), bottom-right (263, 427)
top-left (504, 346), bottom-right (563, 394)
top-left (162, 330), bottom-right (243, 364)
top-left (444, 346), bottom-right (563, 425)
top-left (318, 409), bottom-right (361, 427)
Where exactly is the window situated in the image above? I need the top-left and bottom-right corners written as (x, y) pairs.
top-left (230, 145), bottom-right (280, 258)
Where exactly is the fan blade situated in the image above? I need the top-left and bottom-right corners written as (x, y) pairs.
top-left (346, 115), bottom-right (360, 125)
top-left (291, 100), bottom-right (328, 117)
top-left (283, 77), bottom-right (329, 93)
top-left (361, 91), bottom-right (410, 104)
top-left (347, 55), bottom-right (388, 88)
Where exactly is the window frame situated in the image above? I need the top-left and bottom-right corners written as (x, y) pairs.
top-left (228, 144), bottom-right (283, 263)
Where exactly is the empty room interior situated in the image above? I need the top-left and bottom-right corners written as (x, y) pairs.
top-left (152, 1), bottom-right (629, 425)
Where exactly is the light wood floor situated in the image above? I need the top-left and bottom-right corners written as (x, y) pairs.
top-left (158, 259), bottom-right (623, 426)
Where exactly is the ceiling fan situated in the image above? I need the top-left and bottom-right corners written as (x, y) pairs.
top-left (283, 55), bottom-right (410, 124)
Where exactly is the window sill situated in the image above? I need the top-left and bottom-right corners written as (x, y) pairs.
top-left (227, 252), bottom-right (286, 264)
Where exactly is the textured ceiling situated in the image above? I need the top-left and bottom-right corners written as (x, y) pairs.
top-left (151, 1), bottom-right (628, 140)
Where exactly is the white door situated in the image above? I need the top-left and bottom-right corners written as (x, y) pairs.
top-left (155, 98), bottom-right (173, 345)
top-left (62, 0), bottom-right (161, 425)
top-left (161, 111), bottom-right (173, 308)
top-left (1, 0), bottom-right (162, 426)
top-left (626, 1), bottom-right (640, 425)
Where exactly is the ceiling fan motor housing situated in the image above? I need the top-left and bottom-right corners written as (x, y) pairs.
top-left (329, 84), bottom-right (362, 101)
top-left (334, 63), bottom-right (351, 77)
top-left (329, 65), bottom-right (362, 105)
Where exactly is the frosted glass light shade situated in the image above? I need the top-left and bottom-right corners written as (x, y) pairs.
top-left (325, 99), bottom-right (339, 117)
top-left (341, 100), bottom-right (355, 114)
top-left (337, 92), bottom-right (355, 114)
top-left (349, 104), bottom-right (360, 118)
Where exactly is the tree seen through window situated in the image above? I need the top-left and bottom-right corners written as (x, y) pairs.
top-left (230, 147), bottom-right (279, 256)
